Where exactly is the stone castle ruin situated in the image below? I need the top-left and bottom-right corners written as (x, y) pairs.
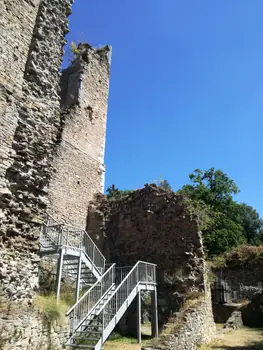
top-left (1, 0), bottom-right (110, 301)
top-left (0, 1), bottom-right (215, 349)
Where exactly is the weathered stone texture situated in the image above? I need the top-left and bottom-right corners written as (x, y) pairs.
top-left (0, 0), bottom-right (73, 306)
top-left (23, 0), bottom-right (73, 101)
top-left (0, 0), bottom-right (110, 348)
top-left (0, 306), bottom-right (69, 350)
top-left (87, 185), bottom-right (210, 328)
top-left (48, 140), bottom-right (105, 226)
top-left (87, 185), bottom-right (206, 284)
top-left (214, 264), bottom-right (263, 300)
top-left (0, 0), bottom-right (40, 91)
top-left (0, 0), bottom-right (73, 253)
top-left (0, 91), bottom-right (19, 184)
top-left (48, 45), bottom-right (111, 227)
top-left (212, 303), bottom-right (242, 323)
top-left (0, 0), bottom-right (40, 198)
top-left (142, 291), bottom-right (215, 350)
top-left (0, 251), bottom-right (39, 303)
top-left (224, 310), bottom-right (243, 329)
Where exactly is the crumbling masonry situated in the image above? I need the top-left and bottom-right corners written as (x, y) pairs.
top-left (0, 2), bottom-right (216, 349)
top-left (0, 0), bottom-right (111, 303)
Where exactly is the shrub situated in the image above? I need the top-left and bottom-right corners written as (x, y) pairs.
top-left (211, 244), bottom-right (263, 268)
top-left (34, 294), bottom-right (68, 325)
top-left (106, 185), bottom-right (133, 200)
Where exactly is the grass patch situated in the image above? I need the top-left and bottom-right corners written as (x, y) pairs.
top-left (34, 294), bottom-right (68, 325)
top-left (108, 333), bottom-right (138, 344)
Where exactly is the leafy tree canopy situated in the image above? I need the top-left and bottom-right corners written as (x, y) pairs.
top-left (238, 203), bottom-right (263, 245)
top-left (179, 168), bottom-right (262, 257)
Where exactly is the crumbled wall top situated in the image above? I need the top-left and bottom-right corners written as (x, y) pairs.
top-left (73, 43), bottom-right (112, 72)
top-left (87, 184), bottom-right (206, 292)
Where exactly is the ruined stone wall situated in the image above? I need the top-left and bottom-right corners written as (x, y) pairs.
top-left (88, 185), bottom-right (205, 283)
top-left (0, 1), bottom-right (111, 348)
top-left (214, 264), bottom-right (263, 300)
top-left (0, 0), bottom-right (73, 302)
top-left (0, 306), bottom-right (69, 350)
top-left (0, 1), bottom-right (74, 348)
top-left (0, 0), bottom-right (41, 91)
top-left (87, 185), bottom-right (209, 326)
top-left (48, 44), bottom-right (111, 227)
top-left (0, 0), bottom-right (40, 196)
top-left (143, 291), bottom-right (215, 350)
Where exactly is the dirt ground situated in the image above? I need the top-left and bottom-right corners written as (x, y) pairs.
top-left (200, 327), bottom-right (263, 350)
top-left (104, 343), bottom-right (142, 350)
top-left (104, 327), bottom-right (263, 350)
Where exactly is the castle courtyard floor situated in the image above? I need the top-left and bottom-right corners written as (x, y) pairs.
top-left (104, 327), bottom-right (263, 350)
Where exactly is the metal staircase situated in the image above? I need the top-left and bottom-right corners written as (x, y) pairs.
top-left (40, 215), bottom-right (158, 349)
top-left (40, 215), bottom-right (105, 299)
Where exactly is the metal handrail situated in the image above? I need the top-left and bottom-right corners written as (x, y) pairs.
top-left (98, 261), bottom-right (156, 339)
top-left (66, 264), bottom-right (116, 333)
top-left (44, 213), bottom-right (60, 227)
top-left (41, 215), bottom-right (106, 270)
top-left (67, 261), bottom-right (156, 344)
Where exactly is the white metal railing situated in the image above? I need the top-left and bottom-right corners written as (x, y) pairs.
top-left (40, 215), bottom-right (106, 270)
top-left (91, 261), bottom-right (155, 343)
top-left (40, 223), bottom-right (63, 247)
top-left (100, 261), bottom-right (156, 332)
top-left (66, 264), bottom-right (116, 333)
top-left (44, 213), bottom-right (60, 227)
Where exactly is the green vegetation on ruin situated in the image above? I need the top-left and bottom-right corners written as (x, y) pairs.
top-left (210, 244), bottom-right (263, 268)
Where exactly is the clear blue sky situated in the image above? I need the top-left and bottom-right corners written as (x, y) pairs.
top-left (64, 0), bottom-right (263, 217)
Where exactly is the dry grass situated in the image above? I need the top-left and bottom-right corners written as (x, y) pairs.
top-left (198, 327), bottom-right (263, 350)
top-left (104, 325), bottom-right (152, 350)
top-left (211, 245), bottom-right (263, 269)
top-left (104, 343), bottom-right (142, 350)
top-left (34, 294), bottom-right (68, 325)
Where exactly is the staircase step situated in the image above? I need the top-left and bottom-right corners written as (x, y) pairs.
top-left (80, 324), bottom-right (102, 330)
top-left (68, 345), bottom-right (95, 349)
top-left (81, 321), bottom-right (102, 327)
top-left (76, 331), bottom-right (102, 335)
top-left (73, 336), bottom-right (100, 340)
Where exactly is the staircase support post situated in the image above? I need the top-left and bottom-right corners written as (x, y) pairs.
top-left (56, 249), bottom-right (64, 302)
top-left (151, 287), bottom-right (159, 338)
top-left (137, 290), bottom-right (141, 343)
top-left (75, 255), bottom-right (82, 303)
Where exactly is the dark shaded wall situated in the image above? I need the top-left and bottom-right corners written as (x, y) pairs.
top-left (87, 185), bottom-right (209, 327)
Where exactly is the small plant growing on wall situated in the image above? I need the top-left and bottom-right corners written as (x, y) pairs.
top-left (70, 42), bottom-right (80, 58)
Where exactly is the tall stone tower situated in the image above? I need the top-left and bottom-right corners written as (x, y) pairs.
top-left (48, 43), bottom-right (111, 227)
top-left (0, 0), bottom-right (111, 305)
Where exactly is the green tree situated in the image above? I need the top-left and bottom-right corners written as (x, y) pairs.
top-left (181, 168), bottom-right (240, 211)
top-left (238, 203), bottom-right (263, 245)
top-left (179, 168), bottom-right (260, 257)
top-left (202, 211), bottom-right (246, 256)
top-left (106, 185), bottom-right (133, 200)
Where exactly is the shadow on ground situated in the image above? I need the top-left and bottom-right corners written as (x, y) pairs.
top-left (212, 345), bottom-right (263, 350)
